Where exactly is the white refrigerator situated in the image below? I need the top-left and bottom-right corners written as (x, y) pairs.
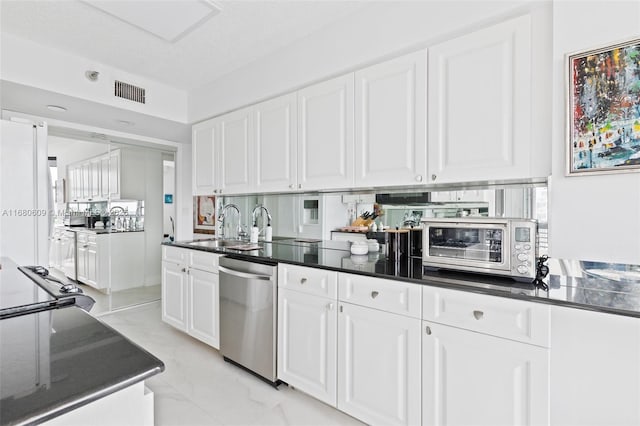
top-left (0, 119), bottom-right (49, 266)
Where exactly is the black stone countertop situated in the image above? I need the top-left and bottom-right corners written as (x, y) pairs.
top-left (0, 258), bottom-right (164, 425)
top-left (166, 238), bottom-right (640, 319)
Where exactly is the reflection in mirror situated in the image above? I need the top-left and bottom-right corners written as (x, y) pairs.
top-left (218, 183), bottom-right (548, 251)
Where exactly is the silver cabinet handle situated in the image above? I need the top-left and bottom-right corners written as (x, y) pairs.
top-left (473, 310), bottom-right (484, 320)
top-left (431, 174), bottom-right (437, 181)
top-left (371, 291), bottom-right (379, 299)
top-left (415, 175), bottom-right (423, 182)
top-left (425, 326), bottom-right (432, 335)
top-left (339, 305), bottom-right (343, 313)
top-left (300, 278), bottom-right (307, 284)
top-left (289, 184), bottom-right (294, 189)
top-left (298, 184), bottom-right (302, 189)
top-left (181, 268), bottom-right (187, 273)
top-left (327, 303), bottom-right (334, 310)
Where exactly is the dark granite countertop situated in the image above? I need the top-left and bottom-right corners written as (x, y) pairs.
top-left (0, 258), bottom-right (164, 425)
top-left (0, 258), bottom-right (94, 319)
top-left (166, 238), bottom-right (640, 319)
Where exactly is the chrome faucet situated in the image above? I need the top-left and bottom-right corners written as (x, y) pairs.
top-left (251, 204), bottom-right (272, 230)
top-left (108, 206), bottom-right (125, 230)
top-left (218, 203), bottom-right (242, 240)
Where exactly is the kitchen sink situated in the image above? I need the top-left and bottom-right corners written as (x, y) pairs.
top-left (186, 239), bottom-right (241, 249)
top-left (186, 239), bottom-right (263, 251)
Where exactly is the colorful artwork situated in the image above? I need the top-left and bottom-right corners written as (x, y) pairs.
top-left (568, 38), bottom-right (640, 174)
top-left (194, 195), bottom-right (216, 234)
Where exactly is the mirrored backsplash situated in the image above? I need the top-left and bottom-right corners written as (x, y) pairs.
top-left (210, 183), bottom-right (548, 250)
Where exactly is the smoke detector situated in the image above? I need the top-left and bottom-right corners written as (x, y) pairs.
top-left (85, 70), bottom-right (100, 82)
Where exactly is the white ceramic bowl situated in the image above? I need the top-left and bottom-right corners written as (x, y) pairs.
top-left (350, 242), bottom-right (369, 255)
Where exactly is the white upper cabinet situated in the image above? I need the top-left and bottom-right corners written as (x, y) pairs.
top-left (254, 93), bottom-right (298, 193)
top-left (219, 107), bottom-right (253, 195)
top-left (428, 15), bottom-right (538, 183)
top-left (192, 119), bottom-right (218, 196)
top-left (355, 50), bottom-right (427, 187)
top-left (297, 74), bottom-right (355, 191)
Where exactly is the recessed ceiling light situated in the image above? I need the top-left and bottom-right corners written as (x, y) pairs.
top-left (47, 105), bottom-right (67, 112)
top-left (116, 119), bottom-right (135, 126)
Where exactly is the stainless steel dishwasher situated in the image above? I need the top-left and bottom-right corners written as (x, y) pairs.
top-left (218, 256), bottom-right (281, 387)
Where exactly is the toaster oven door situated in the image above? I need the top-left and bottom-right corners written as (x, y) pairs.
top-left (423, 222), bottom-right (510, 272)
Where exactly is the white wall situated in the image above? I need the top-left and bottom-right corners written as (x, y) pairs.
top-left (162, 159), bottom-right (175, 237)
top-left (188, 1), bottom-right (544, 122)
top-left (1, 33), bottom-right (188, 123)
top-left (548, 1), bottom-right (640, 264)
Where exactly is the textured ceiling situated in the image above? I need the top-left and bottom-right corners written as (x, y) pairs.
top-left (1, 0), bottom-right (369, 91)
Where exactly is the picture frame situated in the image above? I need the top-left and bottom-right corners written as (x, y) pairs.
top-left (567, 37), bottom-right (640, 175)
top-left (193, 195), bottom-right (216, 234)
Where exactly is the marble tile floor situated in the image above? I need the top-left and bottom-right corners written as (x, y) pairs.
top-left (99, 302), bottom-right (364, 426)
top-left (48, 266), bottom-right (161, 314)
top-left (80, 283), bottom-right (161, 314)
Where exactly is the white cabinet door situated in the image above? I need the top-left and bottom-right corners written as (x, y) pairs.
top-left (428, 15), bottom-right (535, 183)
top-left (77, 235), bottom-right (88, 283)
top-left (100, 156), bottom-right (110, 199)
top-left (187, 268), bottom-right (219, 348)
top-left (219, 108), bottom-right (252, 194)
top-left (278, 288), bottom-right (337, 406)
top-left (86, 243), bottom-right (98, 288)
top-left (422, 321), bottom-right (549, 426)
top-left (192, 119), bottom-right (219, 195)
top-left (161, 261), bottom-right (187, 331)
top-left (81, 163), bottom-right (90, 200)
top-left (298, 74), bottom-right (354, 191)
top-left (254, 93), bottom-right (297, 193)
top-left (550, 306), bottom-right (640, 426)
top-left (109, 150), bottom-right (121, 199)
top-left (89, 159), bottom-right (100, 199)
top-left (337, 302), bottom-right (421, 426)
top-left (355, 50), bottom-right (427, 187)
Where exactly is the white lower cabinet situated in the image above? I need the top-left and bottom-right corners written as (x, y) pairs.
top-left (337, 302), bottom-right (422, 426)
top-left (550, 306), bottom-right (640, 426)
top-left (278, 288), bottom-right (337, 405)
top-left (187, 268), bottom-right (220, 348)
top-left (161, 261), bottom-right (188, 331)
top-left (161, 246), bottom-right (220, 348)
top-left (421, 286), bottom-right (550, 426)
top-left (422, 321), bottom-right (549, 426)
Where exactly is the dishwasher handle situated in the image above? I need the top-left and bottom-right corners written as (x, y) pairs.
top-left (218, 265), bottom-right (273, 281)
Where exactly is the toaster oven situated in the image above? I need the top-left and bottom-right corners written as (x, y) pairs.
top-left (421, 217), bottom-right (537, 280)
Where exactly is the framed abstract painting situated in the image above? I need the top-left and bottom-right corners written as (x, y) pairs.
top-left (194, 195), bottom-right (216, 234)
top-left (567, 37), bottom-right (640, 175)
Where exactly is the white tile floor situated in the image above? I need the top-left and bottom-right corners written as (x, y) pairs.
top-left (99, 302), bottom-right (364, 426)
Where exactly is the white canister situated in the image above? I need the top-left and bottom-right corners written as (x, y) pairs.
top-left (250, 226), bottom-right (259, 243)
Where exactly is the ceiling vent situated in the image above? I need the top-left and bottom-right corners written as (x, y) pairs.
top-left (114, 80), bottom-right (146, 104)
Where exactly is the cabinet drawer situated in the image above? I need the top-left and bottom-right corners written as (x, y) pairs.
top-left (189, 250), bottom-right (220, 273)
top-left (422, 286), bottom-right (550, 347)
top-left (162, 245), bottom-right (187, 264)
top-left (77, 232), bottom-right (89, 243)
top-left (338, 273), bottom-right (421, 318)
top-left (278, 263), bottom-right (337, 299)
top-left (87, 234), bottom-right (97, 244)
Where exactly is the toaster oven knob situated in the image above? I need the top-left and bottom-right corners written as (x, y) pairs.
top-left (524, 244), bottom-right (531, 250)
top-left (517, 265), bottom-right (529, 274)
top-left (517, 253), bottom-right (529, 262)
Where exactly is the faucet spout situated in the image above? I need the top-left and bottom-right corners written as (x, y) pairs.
top-left (218, 203), bottom-right (242, 240)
